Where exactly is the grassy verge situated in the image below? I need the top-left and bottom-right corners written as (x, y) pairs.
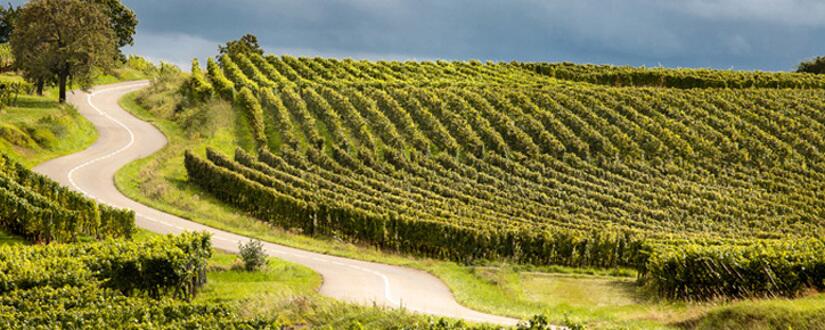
top-left (686, 298), bottom-right (825, 330)
top-left (0, 77), bottom-right (99, 166)
top-left (114, 81), bottom-right (825, 329)
top-left (0, 66), bottom-right (152, 166)
top-left (199, 251), bottom-right (458, 328)
top-left (132, 228), bottom-right (486, 328)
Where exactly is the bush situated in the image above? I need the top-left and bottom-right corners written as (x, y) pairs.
top-left (27, 126), bottom-right (57, 148)
top-left (0, 153), bottom-right (135, 243)
top-left (237, 87), bottom-right (267, 146)
top-left (0, 285), bottom-right (277, 329)
top-left (0, 232), bottom-right (212, 299)
top-left (642, 239), bottom-right (825, 300)
top-left (184, 58), bottom-right (214, 103)
top-left (797, 56), bottom-right (825, 74)
top-left (517, 314), bottom-right (583, 330)
top-left (693, 304), bottom-right (825, 330)
top-left (0, 124), bottom-right (35, 148)
top-left (207, 57), bottom-right (235, 100)
top-left (125, 55), bottom-right (158, 76)
top-left (238, 239), bottom-right (267, 271)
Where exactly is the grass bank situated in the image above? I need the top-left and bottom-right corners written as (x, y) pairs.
top-left (0, 74), bottom-right (98, 166)
top-left (0, 64), bottom-right (152, 166)
top-left (130, 229), bottom-right (489, 328)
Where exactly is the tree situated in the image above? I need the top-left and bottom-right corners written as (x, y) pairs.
top-left (0, 3), bottom-right (18, 43)
top-left (91, 0), bottom-right (137, 50)
top-left (11, 0), bottom-right (118, 103)
top-left (797, 56), bottom-right (825, 74)
top-left (219, 34), bottom-right (264, 56)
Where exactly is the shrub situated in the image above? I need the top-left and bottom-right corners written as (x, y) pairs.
top-left (237, 87), bottom-right (267, 146)
top-left (642, 239), bottom-right (825, 300)
top-left (0, 153), bottom-right (135, 243)
top-left (0, 232), bottom-right (212, 299)
top-left (238, 239), bottom-right (267, 272)
top-left (184, 58), bottom-right (214, 103)
top-left (125, 55), bottom-right (158, 76)
top-left (797, 56), bottom-right (825, 74)
top-left (207, 57), bottom-right (235, 100)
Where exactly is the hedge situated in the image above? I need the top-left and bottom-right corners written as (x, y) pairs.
top-left (0, 153), bottom-right (135, 243)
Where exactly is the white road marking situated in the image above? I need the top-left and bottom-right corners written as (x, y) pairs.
top-left (68, 83), bottom-right (402, 309)
top-left (67, 82), bottom-right (149, 199)
top-left (53, 82), bottom-right (527, 327)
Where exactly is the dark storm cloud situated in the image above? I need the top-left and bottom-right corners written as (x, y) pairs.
top-left (10, 0), bottom-right (825, 70)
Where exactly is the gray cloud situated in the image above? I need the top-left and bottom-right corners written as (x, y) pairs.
top-left (665, 0), bottom-right (825, 27)
top-left (9, 0), bottom-right (825, 70)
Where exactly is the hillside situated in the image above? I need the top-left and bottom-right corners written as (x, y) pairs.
top-left (0, 153), bottom-right (134, 242)
top-left (182, 52), bottom-right (825, 301)
top-left (0, 152), bottom-right (240, 328)
top-left (0, 56), bottom-right (157, 166)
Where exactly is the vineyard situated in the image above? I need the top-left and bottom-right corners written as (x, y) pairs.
top-left (0, 232), bottom-right (273, 329)
top-left (0, 152), bottom-right (273, 327)
top-left (183, 50), bottom-right (825, 300)
top-left (0, 153), bottom-right (134, 243)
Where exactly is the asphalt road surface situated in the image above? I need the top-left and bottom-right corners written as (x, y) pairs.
top-left (34, 81), bottom-right (526, 327)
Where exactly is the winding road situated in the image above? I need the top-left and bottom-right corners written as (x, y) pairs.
top-left (34, 81), bottom-right (524, 327)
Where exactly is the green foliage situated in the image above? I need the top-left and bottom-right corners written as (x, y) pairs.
top-left (219, 34), bottom-right (264, 57)
top-left (0, 153), bottom-right (135, 243)
top-left (0, 4), bottom-right (17, 44)
top-left (0, 232), bottom-right (212, 299)
top-left (125, 55), bottom-right (158, 76)
top-left (692, 303), bottom-right (825, 330)
top-left (207, 57), bottom-right (235, 100)
top-left (238, 239), bottom-right (267, 272)
top-left (11, 0), bottom-right (118, 102)
top-left (220, 54), bottom-right (259, 91)
top-left (0, 43), bottom-right (12, 72)
top-left (0, 123), bottom-right (35, 148)
top-left (517, 314), bottom-right (584, 330)
top-left (185, 148), bottom-right (644, 268)
top-left (643, 239), bottom-right (825, 300)
top-left (0, 285), bottom-right (277, 329)
top-left (0, 233), bottom-right (274, 328)
top-left (89, 0), bottom-right (138, 49)
top-left (0, 75), bottom-right (31, 108)
top-left (525, 62), bottom-right (825, 88)
top-left (185, 51), bottom-right (825, 301)
top-left (237, 87), bottom-right (267, 146)
top-left (797, 56), bottom-right (825, 75)
top-left (184, 58), bottom-right (214, 103)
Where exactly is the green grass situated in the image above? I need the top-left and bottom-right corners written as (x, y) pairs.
top-left (0, 90), bottom-right (98, 167)
top-left (92, 66), bottom-right (152, 86)
top-left (200, 250), bottom-right (486, 328)
top-left (0, 67), bottom-right (153, 167)
top-left (687, 296), bottom-right (825, 330)
top-left (114, 81), bottom-right (825, 329)
top-left (0, 228), bottom-right (24, 246)
top-left (198, 251), bottom-right (321, 305)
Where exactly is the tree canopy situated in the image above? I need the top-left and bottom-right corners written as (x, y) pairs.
top-left (11, 0), bottom-right (118, 102)
top-left (219, 34), bottom-right (264, 56)
top-left (91, 0), bottom-right (138, 50)
top-left (0, 3), bottom-right (17, 43)
top-left (797, 56), bottom-right (825, 74)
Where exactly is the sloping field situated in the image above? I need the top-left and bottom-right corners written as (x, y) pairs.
top-left (0, 153), bottom-right (134, 243)
top-left (183, 52), bottom-right (825, 300)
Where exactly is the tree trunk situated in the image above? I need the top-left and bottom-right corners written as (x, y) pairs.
top-left (36, 80), bottom-right (44, 96)
top-left (58, 73), bottom-right (67, 103)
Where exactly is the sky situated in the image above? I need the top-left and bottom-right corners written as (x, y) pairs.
top-left (12, 0), bottom-right (825, 71)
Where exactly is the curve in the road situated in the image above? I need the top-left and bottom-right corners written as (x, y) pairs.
top-left (34, 81), bottom-right (523, 327)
